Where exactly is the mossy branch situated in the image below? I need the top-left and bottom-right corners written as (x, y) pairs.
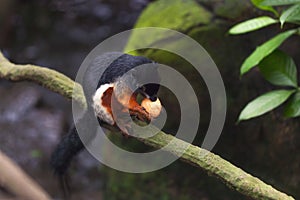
top-left (0, 52), bottom-right (294, 200)
top-left (0, 53), bottom-right (86, 108)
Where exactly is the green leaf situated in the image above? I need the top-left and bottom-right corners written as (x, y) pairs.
top-left (261, 0), bottom-right (300, 6)
top-left (280, 4), bottom-right (300, 27)
top-left (240, 29), bottom-right (297, 75)
top-left (258, 50), bottom-right (297, 87)
top-left (284, 91), bottom-right (300, 117)
top-left (238, 90), bottom-right (294, 121)
top-left (229, 16), bottom-right (278, 34)
top-left (251, 0), bottom-right (279, 15)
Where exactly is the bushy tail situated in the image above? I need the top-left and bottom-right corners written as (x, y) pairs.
top-left (50, 108), bottom-right (97, 197)
top-left (50, 124), bottom-right (83, 176)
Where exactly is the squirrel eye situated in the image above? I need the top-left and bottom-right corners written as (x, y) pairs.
top-left (150, 96), bottom-right (157, 102)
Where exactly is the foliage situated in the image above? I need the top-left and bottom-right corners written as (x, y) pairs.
top-left (229, 0), bottom-right (300, 121)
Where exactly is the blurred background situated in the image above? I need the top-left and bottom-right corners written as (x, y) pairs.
top-left (1, 0), bottom-right (300, 199)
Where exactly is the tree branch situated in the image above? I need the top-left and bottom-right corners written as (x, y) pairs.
top-left (0, 53), bottom-right (86, 109)
top-left (0, 52), bottom-right (295, 200)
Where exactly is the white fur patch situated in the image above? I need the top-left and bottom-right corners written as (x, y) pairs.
top-left (92, 83), bottom-right (114, 125)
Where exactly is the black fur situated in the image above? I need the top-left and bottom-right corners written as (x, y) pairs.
top-left (50, 52), bottom-right (160, 196)
top-left (98, 53), bottom-right (154, 86)
top-left (83, 52), bottom-right (160, 104)
top-left (50, 108), bottom-right (96, 176)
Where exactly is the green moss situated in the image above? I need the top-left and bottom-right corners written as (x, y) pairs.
top-left (103, 168), bottom-right (171, 200)
top-left (125, 0), bottom-right (212, 53)
top-left (102, 161), bottom-right (245, 200)
top-left (214, 0), bottom-right (250, 19)
top-left (135, 0), bottom-right (211, 30)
